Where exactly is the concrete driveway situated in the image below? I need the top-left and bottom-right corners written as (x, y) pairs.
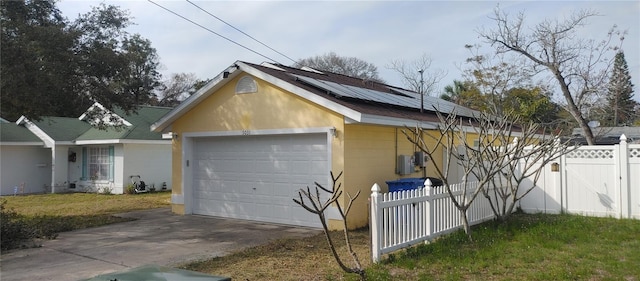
top-left (0, 208), bottom-right (321, 281)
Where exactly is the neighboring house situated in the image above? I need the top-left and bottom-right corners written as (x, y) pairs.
top-left (151, 61), bottom-right (478, 229)
top-left (1, 103), bottom-right (172, 195)
top-left (568, 127), bottom-right (640, 144)
top-left (1, 120), bottom-right (50, 195)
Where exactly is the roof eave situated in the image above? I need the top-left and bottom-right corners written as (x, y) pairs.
top-left (347, 114), bottom-right (439, 129)
top-left (74, 139), bottom-right (171, 145)
top-left (0, 141), bottom-right (45, 146)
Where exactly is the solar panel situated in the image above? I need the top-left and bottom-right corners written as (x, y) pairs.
top-left (293, 75), bottom-right (368, 100)
top-left (390, 87), bottom-right (478, 117)
top-left (292, 74), bottom-right (477, 117)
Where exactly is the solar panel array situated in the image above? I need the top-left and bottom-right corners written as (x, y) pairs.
top-left (292, 74), bottom-right (477, 117)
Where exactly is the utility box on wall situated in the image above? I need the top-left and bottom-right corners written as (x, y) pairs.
top-left (414, 151), bottom-right (428, 167)
top-left (397, 155), bottom-right (413, 175)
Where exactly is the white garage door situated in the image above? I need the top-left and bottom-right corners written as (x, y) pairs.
top-left (191, 133), bottom-right (328, 228)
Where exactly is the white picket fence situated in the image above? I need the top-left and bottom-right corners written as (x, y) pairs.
top-left (369, 179), bottom-right (496, 262)
top-left (370, 135), bottom-right (640, 263)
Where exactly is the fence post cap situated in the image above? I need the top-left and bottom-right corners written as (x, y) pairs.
top-left (424, 178), bottom-right (432, 187)
top-left (620, 134), bottom-right (627, 143)
top-left (371, 183), bottom-right (381, 193)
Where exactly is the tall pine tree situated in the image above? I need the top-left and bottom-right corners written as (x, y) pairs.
top-left (605, 51), bottom-right (636, 126)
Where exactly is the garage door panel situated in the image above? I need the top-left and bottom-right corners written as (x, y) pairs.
top-left (192, 133), bottom-right (327, 228)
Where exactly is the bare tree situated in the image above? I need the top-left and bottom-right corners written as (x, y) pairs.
top-left (462, 44), bottom-right (540, 115)
top-left (469, 111), bottom-right (575, 221)
top-left (387, 53), bottom-right (447, 97)
top-left (404, 109), bottom-right (574, 238)
top-left (294, 52), bottom-right (384, 83)
top-left (403, 111), bottom-right (503, 240)
top-left (478, 7), bottom-right (623, 145)
top-left (293, 171), bottom-right (365, 280)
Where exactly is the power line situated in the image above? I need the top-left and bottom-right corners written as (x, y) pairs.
top-left (147, 0), bottom-right (281, 64)
top-left (186, 0), bottom-right (297, 64)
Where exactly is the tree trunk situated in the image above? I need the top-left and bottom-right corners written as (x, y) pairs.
top-left (460, 208), bottom-right (473, 241)
top-left (553, 70), bottom-right (596, 145)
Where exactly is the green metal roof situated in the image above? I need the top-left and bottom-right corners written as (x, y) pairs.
top-left (0, 123), bottom-right (43, 143)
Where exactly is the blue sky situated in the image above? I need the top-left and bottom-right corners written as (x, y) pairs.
top-left (58, 1), bottom-right (639, 102)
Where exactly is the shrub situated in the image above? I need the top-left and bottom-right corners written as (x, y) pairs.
top-left (0, 199), bottom-right (37, 250)
top-left (124, 184), bottom-right (136, 194)
top-left (98, 186), bottom-right (113, 195)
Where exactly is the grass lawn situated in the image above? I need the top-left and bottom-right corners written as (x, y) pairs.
top-left (2, 192), bottom-right (171, 216)
top-left (1, 192), bottom-right (170, 249)
top-left (182, 213), bottom-right (640, 281)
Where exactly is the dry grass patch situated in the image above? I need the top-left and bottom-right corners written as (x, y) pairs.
top-left (183, 228), bottom-right (372, 281)
top-left (182, 214), bottom-right (640, 281)
top-left (1, 192), bottom-right (171, 250)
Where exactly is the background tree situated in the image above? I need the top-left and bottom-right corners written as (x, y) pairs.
top-left (440, 80), bottom-right (468, 103)
top-left (440, 80), bottom-right (489, 111)
top-left (462, 45), bottom-right (540, 115)
top-left (153, 73), bottom-right (211, 107)
top-left (387, 53), bottom-right (447, 97)
top-left (502, 87), bottom-right (559, 125)
top-left (294, 52), bottom-right (384, 83)
top-left (478, 7), bottom-right (623, 145)
top-left (0, 1), bottom-right (162, 121)
top-left (72, 3), bottom-right (162, 115)
top-left (604, 51), bottom-right (636, 126)
top-left (1, 0), bottom-right (81, 120)
top-left (454, 46), bottom-right (561, 125)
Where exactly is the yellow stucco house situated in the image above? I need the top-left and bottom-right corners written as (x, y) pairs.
top-left (151, 61), bottom-right (477, 229)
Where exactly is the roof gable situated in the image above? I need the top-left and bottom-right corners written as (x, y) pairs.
top-left (151, 60), bottom-right (478, 132)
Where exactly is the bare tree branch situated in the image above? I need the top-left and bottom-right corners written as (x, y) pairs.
top-left (478, 6), bottom-right (622, 145)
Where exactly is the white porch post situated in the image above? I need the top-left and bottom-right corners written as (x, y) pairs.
top-left (50, 146), bottom-right (56, 193)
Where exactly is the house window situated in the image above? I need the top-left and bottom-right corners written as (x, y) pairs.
top-left (235, 76), bottom-right (258, 94)
top-left (84, 146), bottom-right (114, 181)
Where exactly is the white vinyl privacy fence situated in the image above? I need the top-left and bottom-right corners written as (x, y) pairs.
top-left (369, 179), bottom-right (495, 262)
top-left (520, 135), bottom-right (640, 219)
